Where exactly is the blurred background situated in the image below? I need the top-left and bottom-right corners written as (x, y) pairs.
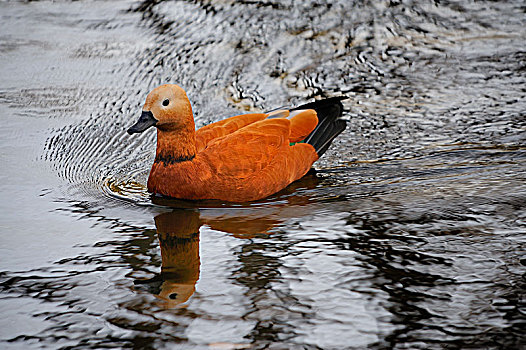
top-left (0, 0), bottom-right (525, 349)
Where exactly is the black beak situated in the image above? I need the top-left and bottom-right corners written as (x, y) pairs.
top-left (127, 111), bottom-right (158, 134)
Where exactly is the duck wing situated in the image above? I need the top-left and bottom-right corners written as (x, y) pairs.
top-left (196, 108), bottom-right (321, 149)
top-left (195, 113), bottom-right (267, 152)
top-left (198, 118), bottom-right (291, 179)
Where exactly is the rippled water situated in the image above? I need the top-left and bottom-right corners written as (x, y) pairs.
top-left (1, 0), bottom-right (525, 349)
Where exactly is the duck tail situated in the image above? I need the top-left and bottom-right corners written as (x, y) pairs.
top-left (293, 97), bottom-right (347, 157)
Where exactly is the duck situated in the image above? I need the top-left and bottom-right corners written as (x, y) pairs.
top-left (127, 84), bottom-right (346, 202)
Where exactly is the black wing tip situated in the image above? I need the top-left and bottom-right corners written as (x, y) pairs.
top-left (311, 119), bottom-right (347, 157)
top-left (265, 96), bottom-right (349, 156)
top-left (300, 97), bottom-right (348, 157)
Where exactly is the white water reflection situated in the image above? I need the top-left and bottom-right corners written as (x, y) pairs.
top-left (0, 0), bottom-right (525, 349)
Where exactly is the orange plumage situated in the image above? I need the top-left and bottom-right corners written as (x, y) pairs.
top-left (127, 84), bottom-right (346, 202)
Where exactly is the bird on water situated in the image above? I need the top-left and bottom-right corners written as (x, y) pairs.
top-left (127, 84), bottom-right (346, 202)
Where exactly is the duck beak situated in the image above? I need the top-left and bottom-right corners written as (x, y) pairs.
top-left (127, 111), bottom-right (158, 134)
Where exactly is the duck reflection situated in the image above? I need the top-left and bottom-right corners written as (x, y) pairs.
top-left (135, 207), bottom-right (285, 308)
top-left (134, 210), bottom-right (201, 308)
top-left (155, 210), bottom-right (201, 307)
top-left (136, 171), bottom-right (322, 307)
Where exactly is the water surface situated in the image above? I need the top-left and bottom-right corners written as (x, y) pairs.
top-left (0, 0), bottom-right (525, 349)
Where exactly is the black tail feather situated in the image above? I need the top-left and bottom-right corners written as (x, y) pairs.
top-left (294, 97), bottom-right (347, 157)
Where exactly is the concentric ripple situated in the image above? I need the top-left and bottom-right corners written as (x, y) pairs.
top-left (37, 0), bottom-right (526, 208)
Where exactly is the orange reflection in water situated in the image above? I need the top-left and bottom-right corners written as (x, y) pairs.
top-left (141, 172), bottom-right (322, 307)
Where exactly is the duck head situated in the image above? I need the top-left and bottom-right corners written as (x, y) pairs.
top-left (127, 84), bottom-right (194, 134)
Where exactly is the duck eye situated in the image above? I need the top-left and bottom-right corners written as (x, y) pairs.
top-left (162, 99), bottom-right (169, 106)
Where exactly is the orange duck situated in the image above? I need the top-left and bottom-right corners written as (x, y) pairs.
top-left (127, 84), bottom-right (346, 202)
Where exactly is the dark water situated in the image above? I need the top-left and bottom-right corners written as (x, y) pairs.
top-left (1, 0), bottom-right (525, 349)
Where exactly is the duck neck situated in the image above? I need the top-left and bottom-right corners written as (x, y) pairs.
top-left (155, 124), bottom-right (197, 165)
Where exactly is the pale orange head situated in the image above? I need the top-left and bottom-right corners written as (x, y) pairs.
top-left (127, 84), bottom-right (194, 134)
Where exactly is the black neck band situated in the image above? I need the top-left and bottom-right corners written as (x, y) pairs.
top-left (155, 154), bottom-right (195, 165)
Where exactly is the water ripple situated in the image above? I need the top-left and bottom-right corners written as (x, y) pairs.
top-left (1, 0), bottom-right (525, 349)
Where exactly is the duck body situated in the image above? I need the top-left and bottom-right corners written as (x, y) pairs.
top-left (127, 84), bottom-right (346, 202)
top-left (148, 117), bottom-right (318, 202)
